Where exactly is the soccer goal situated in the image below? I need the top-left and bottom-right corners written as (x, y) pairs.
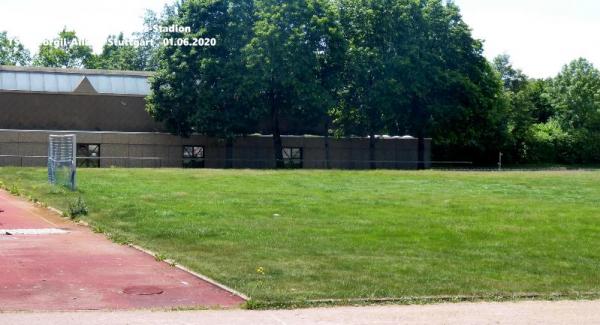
top-left (48, 134), bottom-right (77, 190)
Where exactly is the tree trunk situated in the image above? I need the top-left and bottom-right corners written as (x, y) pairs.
top-left (369, 131), bottom-right (376, 170)
top-left (271, 98), bottom-right (284, 169)
top-left (417, 133), bottom-right (425, 170)
top-left (225, 137), bottom-right (234, 169)
top-left (411, 97), bottom-right (427, 170)
top-left (416, 105), bottom-right (426, 170)
top-left (324, 119), bottom-right (331, 169)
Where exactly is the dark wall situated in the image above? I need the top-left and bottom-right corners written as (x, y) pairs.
top-left (0, 91), bottom-right (328, 135)
top-left (0, 92), bottom-right (165, 132)
top-left (0, 130), bottom-right (431, 169)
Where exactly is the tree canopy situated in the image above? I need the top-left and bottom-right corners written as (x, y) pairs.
top-left (33, 28), bottom-right (94, 68)
top-left (243, 0), bottom-right (345, 166)
top-left (333, 0), bottom-right (507, 165)
top-left (549, 58), bottom-right (600, 132)
top-left (88, 33), bottom-right (146, 71)
top-left (0, 31), bottom-right (30, 66)
top-left (147, 0), bottom-right (259, 140)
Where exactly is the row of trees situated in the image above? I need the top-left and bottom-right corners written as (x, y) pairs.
top-left (494, 55), bottom-right (600, 164)
top-left (2, 0), bottom-right (599, 166)
top-left (147, 0), bottom-right (507, 167)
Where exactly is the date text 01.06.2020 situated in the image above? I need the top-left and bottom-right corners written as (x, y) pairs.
top-left (162, 38), bottom-right (217, 47)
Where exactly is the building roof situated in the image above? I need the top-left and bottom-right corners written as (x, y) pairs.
top-left (0, 65), bottom-right (153, 96)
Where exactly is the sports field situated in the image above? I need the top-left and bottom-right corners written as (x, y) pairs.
top-left (1, 168), bottom-right (599, 307)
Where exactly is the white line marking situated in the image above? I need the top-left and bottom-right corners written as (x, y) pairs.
top-left (0, 228), bottom-right (69, 235)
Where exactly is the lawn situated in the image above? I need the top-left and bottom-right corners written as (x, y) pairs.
top-left (1, 168), bottom-right (600, 307)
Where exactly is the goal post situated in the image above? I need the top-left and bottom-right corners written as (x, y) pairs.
top-left (48, 134), bottom-right (77, 190)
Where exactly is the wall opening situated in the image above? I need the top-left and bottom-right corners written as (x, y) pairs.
top-left (77, 144), bottom-right (101, 168)
top-left (282, 147), bottom-right (303, 169)
top-left (183, 145), bottom-right (205, 168)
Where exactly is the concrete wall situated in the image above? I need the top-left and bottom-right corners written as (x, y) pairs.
top-left (0, 130), bottom-right (431, 169)
top-left (0, 92), bottom-right (165, 132)
top-left (0, 91), bottom-right (325, 135)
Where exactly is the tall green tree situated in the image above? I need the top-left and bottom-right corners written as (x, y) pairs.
top-left (545, 58), bottom-right (600, 162)
top-left (549, 58), bottom-right (600, 132)
top-left (493, 54), bottom-right (528, 93)
top-left (333, 0), bottom-right (412, 168)
top-left (34, 28), bottom-right (94, 68)
top-left (335, 0), bottom-right (508, 166)
top-left (492, 54), bottom-right (533, 162)
top-left (133, 9), bottom-right (166, 71)
top-left (418, 0), bottom-right (508, 165)
top-left (90, 8), bottom-right (171, 71)
top-left (147, 0), bottom-right (259, 166)
top-left (244, 0), bottom-right (345, 167)
top-left (89, 33), bottom-right (145, 71)
top-left (526, 79), bottom-right (554, 124)
top-left (0, 31), bottom-right (30, 65)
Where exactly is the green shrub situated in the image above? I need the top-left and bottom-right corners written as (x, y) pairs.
top-left (68, 196), bottom-right (89, 219)
top-left (525, 119), bottom-right (600, 164)
top-left (525, 120), bottom-right (575, 163)
top-left (572, 131), bottom-right (600, 163)
top-left (8, 184), bottom-right (20, 196)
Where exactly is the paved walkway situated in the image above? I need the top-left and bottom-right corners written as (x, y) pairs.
top-left (0, 190), bottom-right (245, 311)
top-left (1, 301), bottom-right (600, 324)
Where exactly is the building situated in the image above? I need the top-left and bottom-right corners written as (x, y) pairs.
top-left (0, 65), bottom-right (431, 169)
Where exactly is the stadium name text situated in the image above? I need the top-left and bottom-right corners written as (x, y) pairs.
top-left (153, 25), bottom-right (192, 33)
top-left (107, 38), bottom-right (156, 47)
top-left (43, 38), bottom-right (90, 48)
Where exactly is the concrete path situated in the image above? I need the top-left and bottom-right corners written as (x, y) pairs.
top-left (0, 190), bottom-right (245, 311)
top-left (1, 301), bottom-right (600, 324)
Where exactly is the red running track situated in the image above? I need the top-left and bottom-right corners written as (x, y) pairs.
top-left (0, 190), bottom-right (245, 311)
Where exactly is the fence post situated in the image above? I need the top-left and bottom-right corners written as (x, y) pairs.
top-left (498, 152), bottom-right (503, 171)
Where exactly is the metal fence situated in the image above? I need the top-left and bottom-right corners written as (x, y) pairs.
top-left (0, 154), bottom-right (475, 169)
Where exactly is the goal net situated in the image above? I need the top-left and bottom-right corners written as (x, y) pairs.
top-left (48, 134), bottom-right (77, 190)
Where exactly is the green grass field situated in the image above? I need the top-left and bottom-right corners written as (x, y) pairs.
top-left (1, 168), bottom-right (599, 307)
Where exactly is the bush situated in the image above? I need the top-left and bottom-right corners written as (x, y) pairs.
top-left (8, 184), bottom-right (21, 196)
top-left (525, 120), bottom-right (600, 164)
top-left (68, 196), bottom-right (89, 219)
top-left (525, 120), bottom-right (574, 163)
top-left (572, 131), bottom-right (600, 163)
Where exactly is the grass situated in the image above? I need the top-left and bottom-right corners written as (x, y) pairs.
top-left (1, 168), bottom-right (600, 307)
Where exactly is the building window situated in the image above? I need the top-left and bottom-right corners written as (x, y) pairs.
top-left (282, 147), bottom-right (303, 168)
top-left (183, 145), bottom-right (205, 168)
top-left (77, 144), bottom-right (101, 168)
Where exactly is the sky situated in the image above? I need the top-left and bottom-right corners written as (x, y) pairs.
top-left (454, 0), bottom-right (600, 78)
top-left (1, 0), bottom-right (599, 78)
top-left (0, 0), bottom-right (169, 52)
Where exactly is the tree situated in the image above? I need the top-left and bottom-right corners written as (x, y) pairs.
top-left (0, 31), bottom-right (30, 66)
top-left (133, 9), bottom-right (165, 71)
top-left (544, 58), bottom-right (600, 162)
top-left (335, 0), bottom-right (508, 166)
top-left (493, 54), bottom-right (528, 93)
top-left (90, 8), bottom-right (170, 71)
top-left (526, 79), bottom-right (554, 124)
top-left (549, 58), bottom-right (600, 132)
top-left (491, 55), bottom-right (533, 162)
top-left (333, 0), bottom-right (412, 168)
top-left (34, 28), bottom-right (94, 68)
top-left (147, 0), bottom-right (259, 167)
top-left (244, 0), bottom-right (345, 167)
top-left (520, 58), bottom-right (600, 164)
top-left (90, 33), bottom-right (145, 71)
top-left (420, 0), bottom-right (508, 165)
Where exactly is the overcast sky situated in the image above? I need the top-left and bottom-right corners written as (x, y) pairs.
top-left (1, 0), bottom-right (599, 78)
top-left (454, 0), bottom-right (600, 78)
top-left (0, 0), bottom-right (168, 53)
